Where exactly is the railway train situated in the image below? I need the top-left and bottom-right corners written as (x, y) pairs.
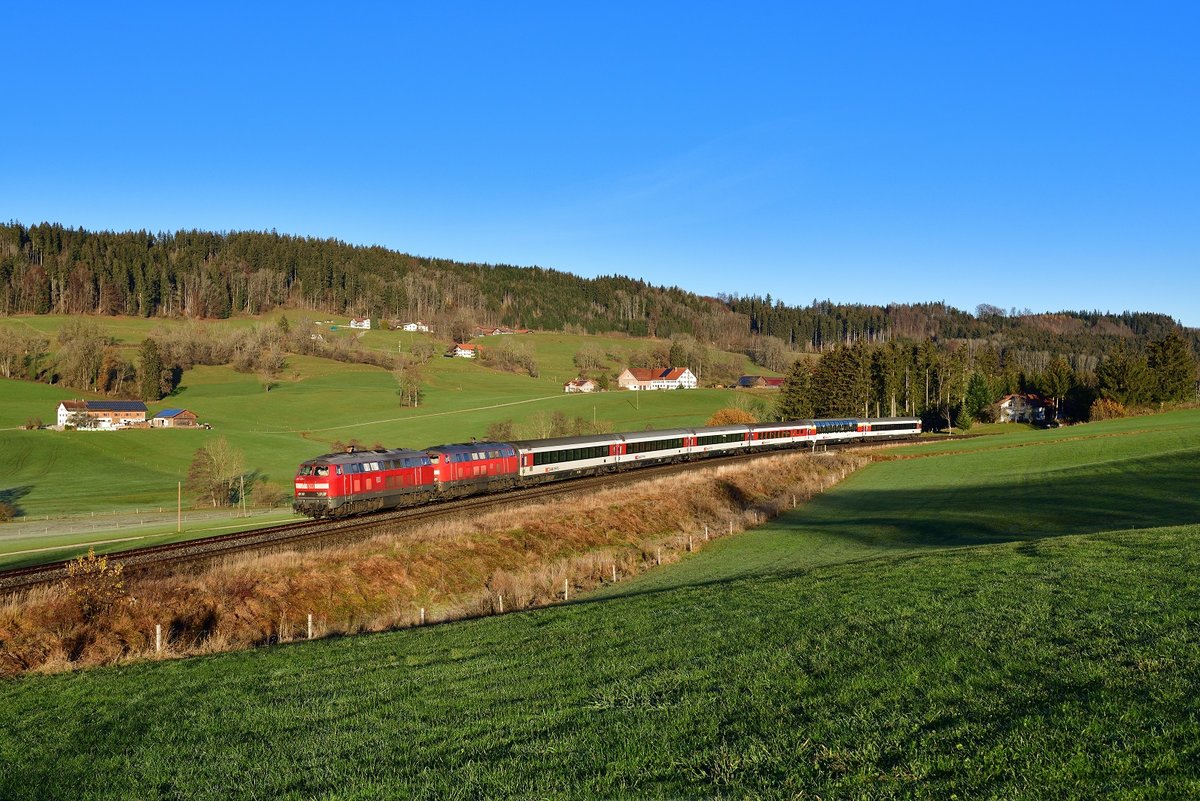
top-left (293, 416), bottom-right (922, 518)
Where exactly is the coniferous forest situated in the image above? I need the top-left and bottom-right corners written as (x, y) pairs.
top-left (1, 221), bottom-right (1197, 427)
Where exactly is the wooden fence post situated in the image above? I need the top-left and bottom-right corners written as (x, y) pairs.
top-left (420, 607), bottom-right (426, 625)
top-left (611, 564), bottom-right (617, 582)
top-left (155, 624), bottom-right (162, 653)
top-left (307, 613), bottom-right (313, 640)
top-left (563, 579), bottom-right (569, 602)
top-left (498, 594), bottom-right (504, 614)
top-left (705, 524), bottom-right (709, 541)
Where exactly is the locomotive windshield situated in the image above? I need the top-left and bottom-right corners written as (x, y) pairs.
top-left (298, 464), bottom-right (331, 477)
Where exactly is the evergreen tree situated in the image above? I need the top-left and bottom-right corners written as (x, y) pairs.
top-left (1097, 342), bottom-right (1153, 406)
top-left (1041, 357), bottom-right (1074, 420)
top-left (776, 359), bottom-right (814, 420)
top-left (138, 338), bottom-right (164, 401)
top-left (1147, 331), bottom-right (1197, 403)
top-left (963, 372), bottom-right (992, 422)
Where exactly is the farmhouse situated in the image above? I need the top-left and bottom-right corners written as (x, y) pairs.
top-left (402, 321), bottom-right (430, 332)
top-left (449, 343), bottom-right (479, 359)
top-left (617, 367), bottom-right (698, 391)
top-left (349, 317), bottom-right (371, 330)
top-left (56, 400), bottom-right (148, 430)
top-left (563, 378), bottom-right (598, 393)
top-left (150, 408), bottom-right (200, 428)
top-left (736, 375), bottom-right (785, 389)
top-left (998, 393), bottom-right (1047, 423)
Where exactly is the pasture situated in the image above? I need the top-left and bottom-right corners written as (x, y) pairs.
top-left (0, 315), bottom-right (762, 563)
top-left (1, 410), bottom-right (1197, 798)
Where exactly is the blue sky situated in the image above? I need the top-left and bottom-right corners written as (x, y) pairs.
top-left (5, 3), bottom-right (1198, 325)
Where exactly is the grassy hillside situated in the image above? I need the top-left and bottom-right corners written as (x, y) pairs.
top-left (0, 315), bottom-right (762, 541)
top-left (2, 412), bottom-right (1197, 798)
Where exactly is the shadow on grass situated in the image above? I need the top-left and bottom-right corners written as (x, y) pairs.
top-left (580, 449), bottom-right (1200, 604)
top-left (0, 485), bottom-right (33, 518)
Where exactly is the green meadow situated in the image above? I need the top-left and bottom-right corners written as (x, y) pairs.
top-left (0, 315), bottom-right (764, 562)
top-left (2, 410), bottom-right (1197, 799)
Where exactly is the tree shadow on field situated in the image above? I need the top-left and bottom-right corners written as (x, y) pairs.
top-left (578, 449), bottom-right (1200, 603)
top-left (0, 485), bottom-right (33, 518)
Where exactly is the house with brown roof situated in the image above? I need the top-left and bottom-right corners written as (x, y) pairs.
top-left (449, 343), bottom-right (479, 358)
top-left (736, 375), bottom-right (785, 389)
top-left (617, 367), bottom-right (697, 391)
top-left (56, 400), bottom-right (148, 430)
top-left (151, 408), bottom-right (200, 428)
top-left (998, 393), bottom-right (1047, 423)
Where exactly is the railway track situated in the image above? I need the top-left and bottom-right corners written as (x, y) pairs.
top-left (0, 441), bottom-right (896, 595)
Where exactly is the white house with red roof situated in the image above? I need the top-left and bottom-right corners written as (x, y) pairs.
top-left (450, 342), bottom-right (479, 358)
top-left (617, 367), bottom-right (697, 391)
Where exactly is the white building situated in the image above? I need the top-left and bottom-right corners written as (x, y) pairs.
top-left (349, 317), bottom-right (371, 330)
top-left (617, 367), bottom-right (698, 391)
top-left (402, 321), bottom-right (430, 332)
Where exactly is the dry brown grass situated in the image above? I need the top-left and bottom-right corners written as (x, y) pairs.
top-left (0, 451), bottom-right (866, 676)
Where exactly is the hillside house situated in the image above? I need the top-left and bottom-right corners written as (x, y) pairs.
top-left (349, 317), bottom-right (371, 330)
top-left (563, 378), bottom-right (598, 393)
top-left (56, 400), bottom-right (148, 430)
top-left (449, 343), bottom-right (479, 358)
top-left (998, 393), bottom-right (1047, 423)
top-left (402, 321), bottom-right (430, 332)
top-left (617, 367), bottom-right (698, 391)
top-left (151, 409), bottom-right (200, 428)
top-left (736, 375), bottom-right (785, 389)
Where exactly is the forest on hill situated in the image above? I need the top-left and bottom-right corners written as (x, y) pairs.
top-left (1, 222), bottom-right (1197, 427)
top-left (2, 222), bottom-right (1195, 360)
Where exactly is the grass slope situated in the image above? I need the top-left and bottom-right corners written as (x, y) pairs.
top-left (1, 315), bottom-right (757, 558)
top-left (1, 412), bottom-right (1198, 798)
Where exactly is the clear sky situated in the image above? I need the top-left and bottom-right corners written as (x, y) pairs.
top-left (4, 2), bottom-right (1198, 326)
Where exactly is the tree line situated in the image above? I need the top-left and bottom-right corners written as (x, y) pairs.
top-left (774, 331), bottom-right (1197, 428)
top-left (4, 221), bottom-right (1197, 372)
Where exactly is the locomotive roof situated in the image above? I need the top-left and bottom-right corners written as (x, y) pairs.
top-left (303, 448), bottom-right (430, 464)
top-left (424, 441), bottom-right (515, 455)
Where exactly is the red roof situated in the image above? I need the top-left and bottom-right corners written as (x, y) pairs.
top-left (625, 367), bottom-right (689, 382)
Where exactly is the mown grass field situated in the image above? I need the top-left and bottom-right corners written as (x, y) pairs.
top-left (1, 411), bottom-right (1197, 799)
top-left (1, 314), bottom-right (764, 562)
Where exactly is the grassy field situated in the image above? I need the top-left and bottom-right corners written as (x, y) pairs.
top-left (1, 314), bottom-right (763, 560)
top-left (1, 411), bottom-right (1197, 798)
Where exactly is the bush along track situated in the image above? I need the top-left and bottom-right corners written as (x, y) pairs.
top-left (0, 451), bottom-right (865, 675)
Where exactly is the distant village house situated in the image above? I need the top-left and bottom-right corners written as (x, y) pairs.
top-left (349, 317), bottom-right (371, 330)
top-left (151, 409), bottom-right (200, 428)
top-left (998, 393), bottom-right (1047, 423)
top-left (563, 378), bottom-right (598, 393)
top-left (449, 343), bottom-right (479, 359)
top-left (402, 321), bottom-right (430, 332)
top-left (736, 375), bottom-right (785, 389)
top-left (617, 367), bottom-right (698, 391)
top-left (56, 400), bottom-right (148, 430)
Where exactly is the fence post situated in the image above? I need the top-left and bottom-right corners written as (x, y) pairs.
top-left (498, 594), bottom-right (504, 614)
top-left (420, 607), bottom-right (426, 625)
top-left (563, 579), bottom-right (569, 602)
top-left (705, 524), bottom-right (709, 541)
top-left (656, 548), bottom-right (661, 565)
top-left (688, 535), bottom-right (693, 552)
top-left (307, 613), bottom-right (313, 640)
top-left (155, 624), bottom-right (162, 653)
top-left (611, 564), bottom-right (617, 582)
